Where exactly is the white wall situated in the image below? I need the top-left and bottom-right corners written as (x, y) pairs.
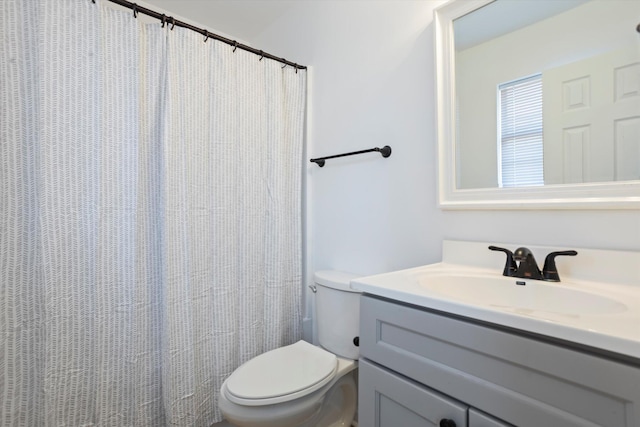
top-left (247, 1), bottom-right (445, 337)
top-left (250, 1), bottom-right (445, 272)
top-left (141, 0), bottom-right (640, 338)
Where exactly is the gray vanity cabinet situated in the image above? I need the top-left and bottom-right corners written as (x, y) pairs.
top-left (359, 358), bottom-right (511, 426)
top-left (468, 409), bottom-right (512, 427)
top-left (359, 358), bottom-right (469, 426)
top-left (358, 295), bottom-right (640, 427)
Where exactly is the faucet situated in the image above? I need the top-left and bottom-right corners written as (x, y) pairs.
top-left (513, 247), bottom-right (543, 280)
top-left (489, 246), bottom-right (577, 282)
top-left (541, 250), bottom-right (579, 281)
top-left (487, 246), bottom-right (517, 276)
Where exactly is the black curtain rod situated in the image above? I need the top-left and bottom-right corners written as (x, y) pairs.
top-left (310, 146), bottom-right (392, 167)
top-left (98, 0), bottom-right (307, 71)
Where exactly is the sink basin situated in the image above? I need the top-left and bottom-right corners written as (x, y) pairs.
top-left (416, 273), bottom-right (627, 318)
top-left (350, 241), bottom-right (640, 360)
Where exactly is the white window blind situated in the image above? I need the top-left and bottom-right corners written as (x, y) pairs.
top-left (498, 74), bottom-right (544, 188)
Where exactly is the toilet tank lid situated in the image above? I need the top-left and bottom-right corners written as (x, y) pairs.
top-left (314, 270), bottom-right (361, 293)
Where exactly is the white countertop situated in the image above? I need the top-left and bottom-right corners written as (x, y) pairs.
top-left (350, 240), bottom-right (640, 360)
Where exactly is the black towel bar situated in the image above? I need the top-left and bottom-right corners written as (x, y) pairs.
top-left (310, 146), bottom-right (392, 167)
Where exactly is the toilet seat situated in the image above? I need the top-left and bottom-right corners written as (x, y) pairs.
top-left (224, 340), bottom-right (338, 406)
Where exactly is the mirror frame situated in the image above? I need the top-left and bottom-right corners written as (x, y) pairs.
top-left (434, 0), bottom-right (640, 210)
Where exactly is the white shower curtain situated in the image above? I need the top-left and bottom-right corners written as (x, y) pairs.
top-left (0, 1), bottom-right (305, 425)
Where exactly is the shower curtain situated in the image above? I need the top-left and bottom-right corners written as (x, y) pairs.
top-left (0, 1), bottom-right (305, 425)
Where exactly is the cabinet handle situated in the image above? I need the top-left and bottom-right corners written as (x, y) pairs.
top-left (439, 419), bottom-right (456, 427)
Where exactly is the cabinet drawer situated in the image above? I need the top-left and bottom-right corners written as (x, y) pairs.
top-left (360, 295), bottom-right (640, 427)
top-left (359, 359), bottom-right (467, 427)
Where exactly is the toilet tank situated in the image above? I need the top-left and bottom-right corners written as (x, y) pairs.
top-left (313, 270), bottom-right (361, 360)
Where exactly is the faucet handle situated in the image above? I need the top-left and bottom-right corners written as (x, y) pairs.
top-left (488, 246), bottom-right (517, 277)
top-left (542, 250), bottom-right (578, 282)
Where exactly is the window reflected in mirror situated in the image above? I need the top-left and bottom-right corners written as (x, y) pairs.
top-left (498, 74), bottom-right (543, 188)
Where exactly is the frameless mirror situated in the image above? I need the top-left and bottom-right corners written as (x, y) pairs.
top-left (434, 0), bottom-right (640, 209)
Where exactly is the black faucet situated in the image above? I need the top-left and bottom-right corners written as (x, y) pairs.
top-left (489, 246), bottom-right (577, 282)
top-left (513, 247), bottom-right (543, 280)
top-left (541, 250), bottom-right (579, 281)
top-left (487, 246), bottom-right (517, 276)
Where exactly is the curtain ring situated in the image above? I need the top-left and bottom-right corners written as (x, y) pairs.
top-left (170, 17), bottom-right (176, 30)
top-left (232, 41), bottom-right (238, 52)
top-left (132, 3), bottom-right (138, 18)
top-left (204, 31), bottom-right (209, 42)
top-left (91, 0), bottom-right (96, 4)
top-left (294, 64), bottom-right (298, 74)
top-left (160, 14), bottom-right (166, 27)
top-left (281, 62), bottom-right (287, 69)
top-left (259, 50), bottom-right (264, 61)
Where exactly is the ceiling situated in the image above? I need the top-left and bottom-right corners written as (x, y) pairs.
top-left (141, 0), bottom-right (300, 43)
top-left (454, 0), bottom-right (590, 51)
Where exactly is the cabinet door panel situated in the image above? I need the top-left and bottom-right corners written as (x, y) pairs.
top-left (359, 359), bottom-right (468, 427)
top-left (469, 408), bottom-right (512, 427)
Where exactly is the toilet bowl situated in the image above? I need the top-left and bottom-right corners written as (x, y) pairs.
top-left (219, 271), bottom-right (361, 427)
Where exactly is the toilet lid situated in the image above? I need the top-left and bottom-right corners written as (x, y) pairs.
top-left (224, 340), bottom-right (338, 406)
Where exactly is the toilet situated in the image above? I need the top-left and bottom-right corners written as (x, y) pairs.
top-left (218, 270), bottom-right (361, 427)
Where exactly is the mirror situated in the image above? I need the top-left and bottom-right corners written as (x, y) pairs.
top-left (434, 0), bottom-right (640, 209)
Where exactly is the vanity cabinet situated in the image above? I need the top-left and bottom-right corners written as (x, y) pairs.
top-left (359, 359), bottom-right (510, 427)
top-left (358, 295), bottom-right (640, 427)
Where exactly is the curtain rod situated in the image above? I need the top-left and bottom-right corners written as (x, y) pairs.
top-left (96, 0), bottom-right (307, 71)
